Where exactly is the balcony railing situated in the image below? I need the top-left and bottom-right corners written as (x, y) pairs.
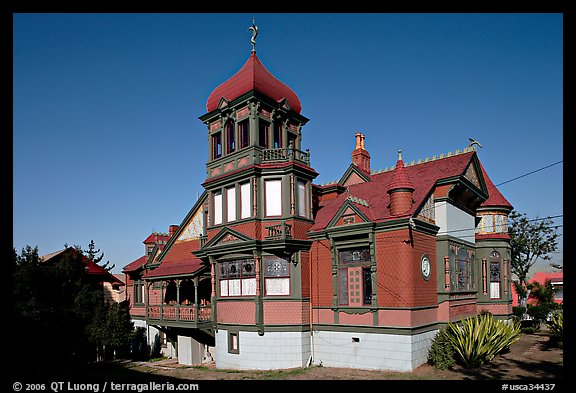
top-left (147, 304), bottom-right (212, 323)
top-left (265, 223), bottom-right (293, 240)
top-left (261, 146), bottom-right (310, 165)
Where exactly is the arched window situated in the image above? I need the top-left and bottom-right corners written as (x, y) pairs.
top-left (490, 251), bottom-right (501, 299)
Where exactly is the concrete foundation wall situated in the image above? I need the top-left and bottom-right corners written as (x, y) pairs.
top-left (312, 329), bottom-right (438, 371)
top-left (215, 329), bottom-right (311, 370)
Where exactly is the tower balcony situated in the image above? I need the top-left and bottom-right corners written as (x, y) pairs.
top-left (261, 146), bottom-right (310, 166)
top-left (205, 145), bottom-right (313, 181)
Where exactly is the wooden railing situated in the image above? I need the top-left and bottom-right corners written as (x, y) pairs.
top-left (147, 304), bottom-right (212, 323)
top-left (261, 147), bottom-right (310, 165)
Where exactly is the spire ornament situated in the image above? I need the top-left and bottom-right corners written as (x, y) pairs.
top-left (248, 18), bottom-right (259, 53)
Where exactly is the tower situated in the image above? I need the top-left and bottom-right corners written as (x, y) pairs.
top-left (194, 23), bottom-right (318, 369)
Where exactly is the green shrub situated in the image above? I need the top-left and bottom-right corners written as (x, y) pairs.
top-left (446, 313), bottom-right (521, 368)
top-left (521, 326), bottom-right (537, 334)
top-left (427, 329), bottom-right (456, 370)
top-left (512, 306), bottom-right (526, 320)
top-left (527, 303), bottom-right (561, 331)
top-left (547, 309), bottom-right (563, 348)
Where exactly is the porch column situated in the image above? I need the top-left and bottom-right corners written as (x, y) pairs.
top-left (193, 276), bottom-right (199, 321)
top-left (176, 279), bottom-right (181, 321)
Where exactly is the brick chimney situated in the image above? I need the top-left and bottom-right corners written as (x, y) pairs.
top-left (352, 132), bottom-right (371, 174)
top-left (169, 225), bottom-right (179, 237)
top-left (387, 150), bottom-right (415, 216)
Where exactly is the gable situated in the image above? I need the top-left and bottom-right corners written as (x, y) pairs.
top-left (327, 200), bottom-right (370, 228)
top-left (464, 161), bottom-right (482, 189)
top-left (178, 204), bottom-right (204, 241)
top-left (202, 227), bottom-right (253, 249)
top-left (217, 97), bottom-right (229, 109)
top-left (339, 164), bottom-right (372, 187)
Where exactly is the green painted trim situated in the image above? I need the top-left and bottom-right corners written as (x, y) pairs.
top-left (202, 226), bottom-right (253, 248)
top-left (313, 304), bottom-right (438, 311)
top-left (145, 318), bottom-right (214, 330)
top-left (143, 269), bottom-right (210, 281)
top-left (217, 323), bottom-right (311, 333)
top-left (312, 322), bottom-right (439, 335)
top-left (152, 191), bottom-right (208, 266)
top-left (435, 234), bottom-right (476, 248)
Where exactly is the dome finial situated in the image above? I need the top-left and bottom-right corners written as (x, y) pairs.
top-left (398, 149), bottom-right (403, 161)
top-left (248, 18), bottom-right (259, 53)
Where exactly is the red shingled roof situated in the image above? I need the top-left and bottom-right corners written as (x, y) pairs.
top-left (144, 258), bottom-right (205, 279)
top-left (478, 162), bottom-right (513, 210)
top-left (143, 233), bottom-right (171, 244)
top-left (123, 255), bottom-right (148, 273)
top-left (311, 152), bottom-right (476, 232)
top-left (387, 155), bottom-right (415, 192)
top-left (206, 52), bottom-right (302, 114)
top-left (41, 248), bottom-right (124, 285)
top-left (161, 239), bottom-right (201, 264)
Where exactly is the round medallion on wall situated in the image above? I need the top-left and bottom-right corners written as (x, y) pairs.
top-left (421, 254), bottom-right (431, 281)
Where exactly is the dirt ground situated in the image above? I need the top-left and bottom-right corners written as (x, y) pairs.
top-left (125, 327), bottom-right (563, 381)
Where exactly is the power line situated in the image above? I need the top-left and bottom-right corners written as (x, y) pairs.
top-left (493, 160), bottom-right (562, 188)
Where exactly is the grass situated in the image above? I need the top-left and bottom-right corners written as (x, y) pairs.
top-left (188, 364), bottom-right (313, 379)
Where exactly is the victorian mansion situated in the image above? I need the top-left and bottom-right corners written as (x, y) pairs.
top-left (123, 30), bottom-right (513, 372)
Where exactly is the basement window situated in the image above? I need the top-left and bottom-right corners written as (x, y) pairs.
top-left (228, 332), bottom-right (239, 354)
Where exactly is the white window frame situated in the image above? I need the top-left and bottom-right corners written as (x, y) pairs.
top-left (265, 179), bottom-right (282, 217)
top-left (214, 191), bottom-right (222, 225)
top-left (240, 182), bottom-right (251, 219)
top-left (227, 186), bottom-right (236, 222)
top-left (297, 180), bottom-right (306, 217)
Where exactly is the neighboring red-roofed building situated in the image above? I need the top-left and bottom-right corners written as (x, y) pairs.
top-left (40, 247), bottom-right (125, 303)
top-left (511, 271), bottom-right (563, 306)
top-left (122, 26), bottom-right (515, 371)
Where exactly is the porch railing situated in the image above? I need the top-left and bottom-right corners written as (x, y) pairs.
top-left (147, 304), bottom-right (212, 323)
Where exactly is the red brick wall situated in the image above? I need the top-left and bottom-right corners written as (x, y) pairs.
top-left (376, 229), bottom-right (436, 308)
top-left (217, 301), bottom-right (256, 324)
top-left (478, 303), bottom-right (512, 316)
top-left (301, 251), bottom-right (310, 298)
top-left (389, 191), bottom-right (413, 216)
top-left (263, 301), bottom-right (310, 324)
top-left (310, 239), bottom-right (333, 307)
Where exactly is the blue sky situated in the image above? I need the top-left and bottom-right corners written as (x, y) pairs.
top-left (13, 13), bottom-right (563, 274)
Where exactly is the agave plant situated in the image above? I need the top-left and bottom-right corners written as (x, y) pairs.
top-left (547, 309), bottom-right (563, 348)
top-left (446, 313), bottom-right (521, 368)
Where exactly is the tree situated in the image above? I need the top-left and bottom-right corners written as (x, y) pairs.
top-left (12, 245), bottom-right (105, 366)
top-left (90, 301), bottom-right (134, 361)
top-left (508, 211), bottom-right (559, 306)
top-left (84, 239), bottom-right (115, 272)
